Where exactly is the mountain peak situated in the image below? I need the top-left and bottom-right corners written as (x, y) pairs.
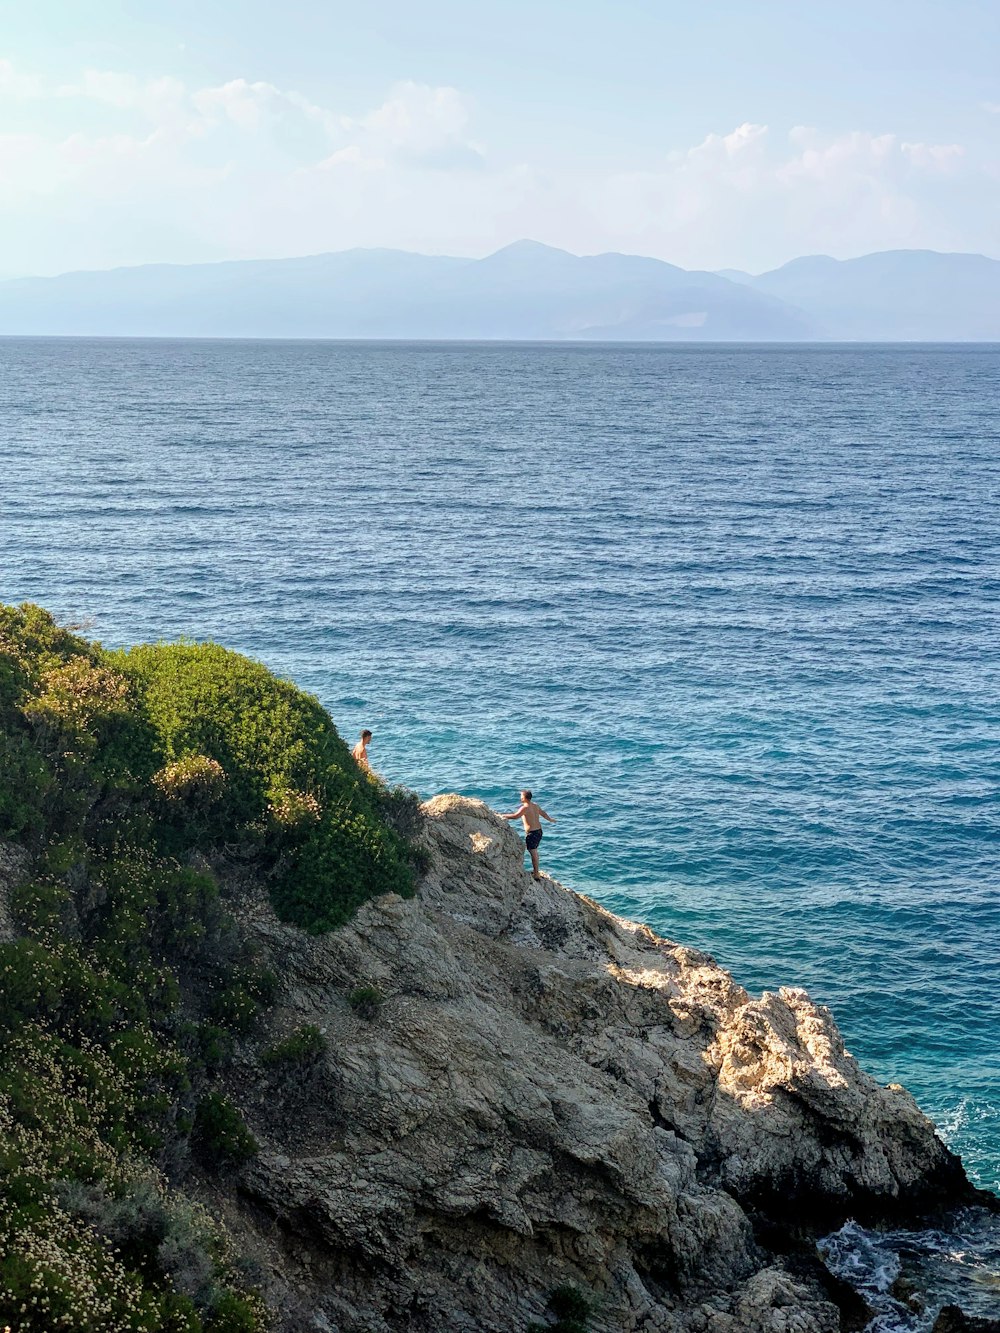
top-left (479, 239), bottom-right (577, 264)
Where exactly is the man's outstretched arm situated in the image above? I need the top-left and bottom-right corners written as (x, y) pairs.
top-left (499, 803), bottom-right (528, 821)
top-left (540, 808), bottom-right (556, 823)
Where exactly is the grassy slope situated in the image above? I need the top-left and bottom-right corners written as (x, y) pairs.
top-left (0, 604), bottom-right (416, 1332)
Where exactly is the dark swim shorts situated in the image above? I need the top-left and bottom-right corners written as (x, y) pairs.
top-left (525, 829), bottom-right (543, 851)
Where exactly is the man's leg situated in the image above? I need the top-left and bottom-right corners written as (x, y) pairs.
top-left (529, 843), bottom-right (541, 878)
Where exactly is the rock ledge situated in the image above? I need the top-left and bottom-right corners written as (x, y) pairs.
top-left (221, 796), bottom-right (972, 1332)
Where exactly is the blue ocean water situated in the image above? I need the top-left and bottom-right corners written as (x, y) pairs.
top-left (2, 339), bottom-right (998, 1217)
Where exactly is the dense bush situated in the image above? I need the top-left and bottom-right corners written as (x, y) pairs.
top-left (208, 967), bottom-right (278, 1035)
top-left (153, 753), bottom-right (227, 805)
top-left (115, 639), bottom-right (414, 929)
top-left (1, 604), bottom-right (415, 928)
top-left (192, 1094), bottom-right (258, 1168)
top-left (527, 1284), bottom-right (595, 1333)
top-left (0, 602), bottom-right (424, 1331)
top-left (0, 730), bottom-right (52, 837)
top-left (261, 1023), bottom-right (327, 1068)
top-left (348, 985), bottom-right (385, 1020)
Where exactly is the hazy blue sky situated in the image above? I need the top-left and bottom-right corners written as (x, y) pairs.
top-left (1, 0), bottom-right (998, 274)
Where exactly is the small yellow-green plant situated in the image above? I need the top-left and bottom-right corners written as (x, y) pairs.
top-left (267, 785), bottom-right (322, 828)
top-left (153, 753), bottom-right (227, 801)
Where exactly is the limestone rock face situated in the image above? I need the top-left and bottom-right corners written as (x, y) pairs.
top-left (221, 796), bottom-right (967, 1332)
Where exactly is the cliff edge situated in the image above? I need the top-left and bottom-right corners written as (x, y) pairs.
top-left (215, 795), bottom-right (971, 1332)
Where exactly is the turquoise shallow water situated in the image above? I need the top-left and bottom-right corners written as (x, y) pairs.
top-left (2, 339), bottom-right (998, 1220)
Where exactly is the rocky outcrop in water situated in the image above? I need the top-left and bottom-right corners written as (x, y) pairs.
top-left (207, 795), bottom-right (974, 1332)
top-left (932, 1308), bottom-right (1000, 1333)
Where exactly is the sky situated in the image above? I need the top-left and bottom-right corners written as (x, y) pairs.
top-left (1, 0), bottom-right (998, 277)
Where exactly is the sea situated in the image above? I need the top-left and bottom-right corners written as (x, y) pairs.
top-left (2, 338), bottom-right (998, 1326)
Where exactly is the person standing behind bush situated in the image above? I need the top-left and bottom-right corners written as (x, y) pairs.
top-left (352, 729), bottom-right (373, 772)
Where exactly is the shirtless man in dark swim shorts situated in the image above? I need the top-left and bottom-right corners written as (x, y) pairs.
top-left (500, 789), bottom-right (556, 880)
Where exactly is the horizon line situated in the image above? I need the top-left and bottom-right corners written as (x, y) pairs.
top-left (3, 334), bottom-right (999, 347)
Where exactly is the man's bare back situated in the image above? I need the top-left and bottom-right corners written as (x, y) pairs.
top-left (515, 800), bottom-right (546, 832)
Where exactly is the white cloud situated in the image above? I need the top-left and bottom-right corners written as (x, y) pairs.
top-left (0, 55), bottom-right (995, 274)
top-left (62, 70), bottom-right (187, 113)
top-left (0, 58), bottom-right (43, 99)
top-left (900, 140), bottom-right (964, 171)
top-left (191, 78), bottom-right (336, 139)
top-left (779, 127), bottom-right (963, 181)
top-left (679, 122), bottom-right (770, 164)
top-left (330, 81), bottom-right (483, 169)
top-left (0, 60), bottom-right (482, 189)
top-left (582, 124), bottom-right (980, 269)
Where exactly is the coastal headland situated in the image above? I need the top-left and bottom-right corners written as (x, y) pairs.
top-left (0, 604), bottom-right (993, 1332)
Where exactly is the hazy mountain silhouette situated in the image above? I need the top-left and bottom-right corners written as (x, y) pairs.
top-left (0, 242), bottom-right (813, 340)
top-left (713, 268), bottom-right (755, 285)
top-left (0, 242), bottom-right (997, 340)
top-left (745, 249), bottom-right (1000, 340)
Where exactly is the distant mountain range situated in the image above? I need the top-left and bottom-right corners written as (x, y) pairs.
top-left (1, 241), bottom-right (998, 340)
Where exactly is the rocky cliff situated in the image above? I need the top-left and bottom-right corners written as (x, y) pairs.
top-left (1, 607), bottom-right (988, 1333)
top-left (202, 795), bottom-right (974, 1333)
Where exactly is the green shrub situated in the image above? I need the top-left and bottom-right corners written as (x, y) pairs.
top-left (21, 654), bottom-right (133, 761)
top-left (153, 753), bottom-right (227, 804)
top-left (0, 1210), bottom-right (196, 1333)
top-left (348, 985), bottom-right (384, 1020)
top-left (209, 967), bottom-right (277, 1035)
top-left (210, 984), bottom-right (259, 1034)
top-left (377, 783), bottom-right (423, 836)
top-left (0, 731), bottom-right (52, 837)
top-left (252, 968), bottom-right (280, 1007)
top-left (260, 1024), bottom-right (327, 1068)
top-left (206, 1290), bottom-right (263, 1332)
top-left (0, 939), bottom-right (66, 1028)
top-left (39, 836), bottom-right (87, 877)
top-left (187, 1023), bottom-right (232, 1076)
top-left (114, 640), bottom-right (414, 929)
top-left (527, 1284), bottom-right (595, 1333)
top-left (0, 604), bottom-right (156, 842)
top-left (3, 606), bottom-right (415, 930)
top-left (550, 1285), bottom-right (594, 1323)
top-left (192, 1094), bottom-right (258, 1168)
top-left (267, 784), bottom-right (322, 828)
top-left (84, 856), bottom-right (221, 967)
top-left (54, 1174), bottom-right (265, 1325)
top-left (11, 876), bottom-right (73, 937)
